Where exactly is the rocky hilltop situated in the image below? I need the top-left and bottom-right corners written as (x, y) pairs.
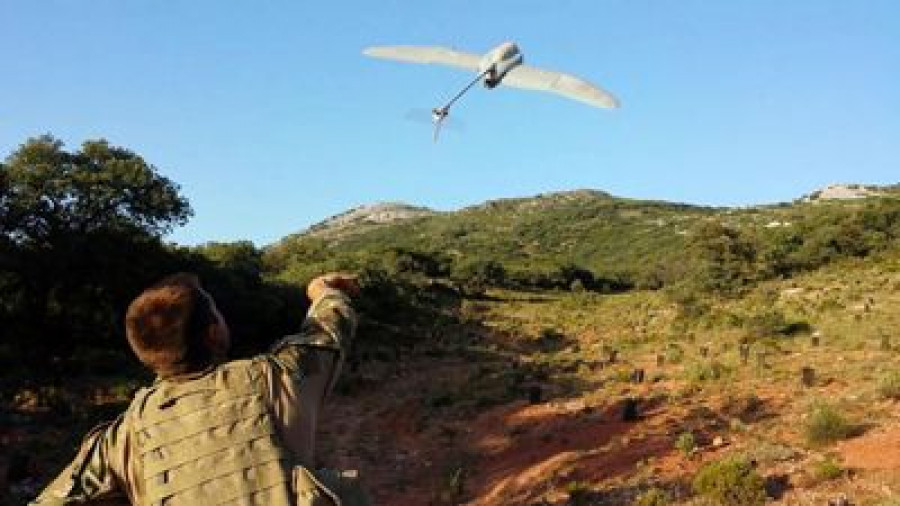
top-left (303, 202), bottom-right (439, 240)
top-left (301, 184), bottom-right (898, 243)
top-left (801, 183), bottom-right (883, 201)
top-left (463, 189), bottom-right (614, 212)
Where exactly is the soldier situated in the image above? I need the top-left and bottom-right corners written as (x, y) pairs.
top-left (31, 271), bottom-right (363, 505)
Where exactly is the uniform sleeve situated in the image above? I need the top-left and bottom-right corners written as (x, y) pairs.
top-left (264, 288), bottom-right (357, 464)
top-left (269, 287), bottom-right (357, 382)
top-left (30, 416), bottom-right (131, 506)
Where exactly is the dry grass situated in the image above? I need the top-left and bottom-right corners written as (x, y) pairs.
top-left (447, 259), bottom-right (900, 503)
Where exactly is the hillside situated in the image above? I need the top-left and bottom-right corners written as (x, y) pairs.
top-left (266, 184), bottom-right (900, 290)
top-left (317, 250), bottom-right (900, 504)
top-left (275, 184), bottom-right (900, 504)
top-left (267, 189), bottom-right (714, 283)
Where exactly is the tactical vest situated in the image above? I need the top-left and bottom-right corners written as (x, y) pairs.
top-left (129, 359), bottom-right (300, 506)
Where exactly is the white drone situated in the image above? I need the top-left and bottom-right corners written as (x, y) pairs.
top-left (363, 41), bottom-right (619, 141)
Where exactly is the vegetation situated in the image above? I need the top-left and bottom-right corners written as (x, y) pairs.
top-left (267, 186), bottom-right (900, 301)
top-left (633, 488), bottom-right (672, 506)
top-left (0, 136), bottom-right (304, 379)
top-left (878, 371), bottom-right (900, 400)
top-left (804, 402), bottom-right (856, 446)
top-left (813, 457), bottom-right (844, 481)
top-left (675, 431), bottom-right (697, 456)
top-left (692, 457), bottom-right (767, 505)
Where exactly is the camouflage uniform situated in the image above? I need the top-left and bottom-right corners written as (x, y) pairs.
top-left (31, 289), bottom-right (358, 506)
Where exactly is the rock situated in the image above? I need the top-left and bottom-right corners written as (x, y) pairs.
top-left (621, 398), bottom-right (639, 422)
top-left (528, 385), bottom-right (542, 404)
top-left (827, 494), bottom-right (851, 506)
top-left (301, 202), bottom-right (438, 239)
top-left (803, 184), bottom-right (879, 201)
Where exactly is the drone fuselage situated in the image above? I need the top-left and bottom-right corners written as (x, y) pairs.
top-left (479, 41), bottom-right (524, 88)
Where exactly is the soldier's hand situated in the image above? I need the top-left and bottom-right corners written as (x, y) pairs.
top-left (307, 272), bottom-right (361, 301)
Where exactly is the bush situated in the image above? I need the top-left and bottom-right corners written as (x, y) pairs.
top-left (692, 457), bottom-right (766, 505)
top-left (564, 480), bottom-right (593, 505)
top-left (450, 259), bottom-right (506, 296)
top-left (878, 371), bottom-right (900, 400)
top-left (666, 284), bottom-right (711, 319)
top-left (633, 487), bottom-right (671, 506)
top-left (675, 431), bottom-right (697, 456)
top-left (814, 457), bottom-right (844, 481)
top-left (804, 403), bottom-right (855, 446)
top-left (685, 360), bottom-right (730, 383)
top-left (664, 343), bottom-right (685, 364)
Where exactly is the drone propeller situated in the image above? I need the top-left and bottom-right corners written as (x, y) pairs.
top-left (404, 108), bottom-right (465, 127)
top-left (403, 108), bottom-right (466, 142)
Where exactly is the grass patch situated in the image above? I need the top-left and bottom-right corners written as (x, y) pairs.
top-left (813, 457), bottom-right (844, 481)
top-left (633, 487), bottom-right (672, 506)
top-left (684, 360), bottom-right (732, 383)
top-left (692, 456), bottom-right (766, 505)
top-left (878, 371), bottom-right (900, 400)
top-left (675, 431), bottom-right (697, 456)
top-left (804, 402), bottom-right (857, 446)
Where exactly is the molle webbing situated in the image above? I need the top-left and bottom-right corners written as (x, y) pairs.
top-left (131, 361), bottom-right (293, 505)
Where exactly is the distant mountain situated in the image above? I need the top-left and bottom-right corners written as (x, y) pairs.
top-left (302, 202), bottom-right (439, 240)
top-left (269, 189), bottom-right (716, 281)
top-left (269, 184), bottom-right (900, 287)
top-left (462, 189), bottom-right (614, 212)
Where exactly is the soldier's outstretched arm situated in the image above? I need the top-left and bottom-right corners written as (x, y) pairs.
top-left (264, 273), bottom-right (360, 463)
top-left (30, 416), bottom-right (131, 505)
top-left (268, 273), bottom-right (359, 386)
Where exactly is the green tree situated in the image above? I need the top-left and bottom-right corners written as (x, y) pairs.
top-left (690, 222), bottom-right (760, 296)
top-left (186, 241), bottom-right (305, 357)
top-left (382, 248), bottom-right (451, 277)
top-left (0, 135), bottom-right (192, 369)
top-left (1, 136), bottom-right (189, 242)
top-left (194, 241), bottom-right (263, 281)
top-left (450, 258), bottom-right (506, 296)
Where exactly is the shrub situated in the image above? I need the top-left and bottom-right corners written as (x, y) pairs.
top-left (692, 457), bottom-right (766, 505)
top-left (878, 371), bottom-right (900, 400)
top-left (666, 284), bottom-right (712, 319)
top-left (664, 343), bottom-right (685, 364)
top-left (743, 308), bottom-right (789, 338)
top-left (814, 457), bottom-right (844, 481)
top-left (450, 259), bottom-right (506, 297)
top-left (804, 403), bottom-right (855, 446)
top-left (675, 431), bottom-right (697, 456)
top-left (685, 360), bottom-right (730, 383)
top-left (564, 480), bottom-right (593, 505)
top-left (633, 487), bottom-right (671, 506)
top-left (570, 278), bottom-right (586, 292)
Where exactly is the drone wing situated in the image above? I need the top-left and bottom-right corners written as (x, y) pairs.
top-left (501, 65), bottom-right (619, 109)
top-left (363, 45), bottom-right (481, 72)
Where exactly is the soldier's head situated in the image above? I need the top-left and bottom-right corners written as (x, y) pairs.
top-left (125, 273), bottom-right (231, 377)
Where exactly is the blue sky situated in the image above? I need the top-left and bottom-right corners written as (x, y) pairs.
top-left (2, 1), bottom-right (898, 246)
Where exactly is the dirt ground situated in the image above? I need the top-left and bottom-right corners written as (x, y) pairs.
top-left (316, 349), bottom-right (900, 505)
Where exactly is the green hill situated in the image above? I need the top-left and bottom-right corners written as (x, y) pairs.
top-left (264, 185), bottom-right (900, 296)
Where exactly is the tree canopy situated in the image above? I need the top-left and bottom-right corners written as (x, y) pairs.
top-left (1, 135), bottom-right (190, 245)
top-left (0, 136), bottom-right (193, 370)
